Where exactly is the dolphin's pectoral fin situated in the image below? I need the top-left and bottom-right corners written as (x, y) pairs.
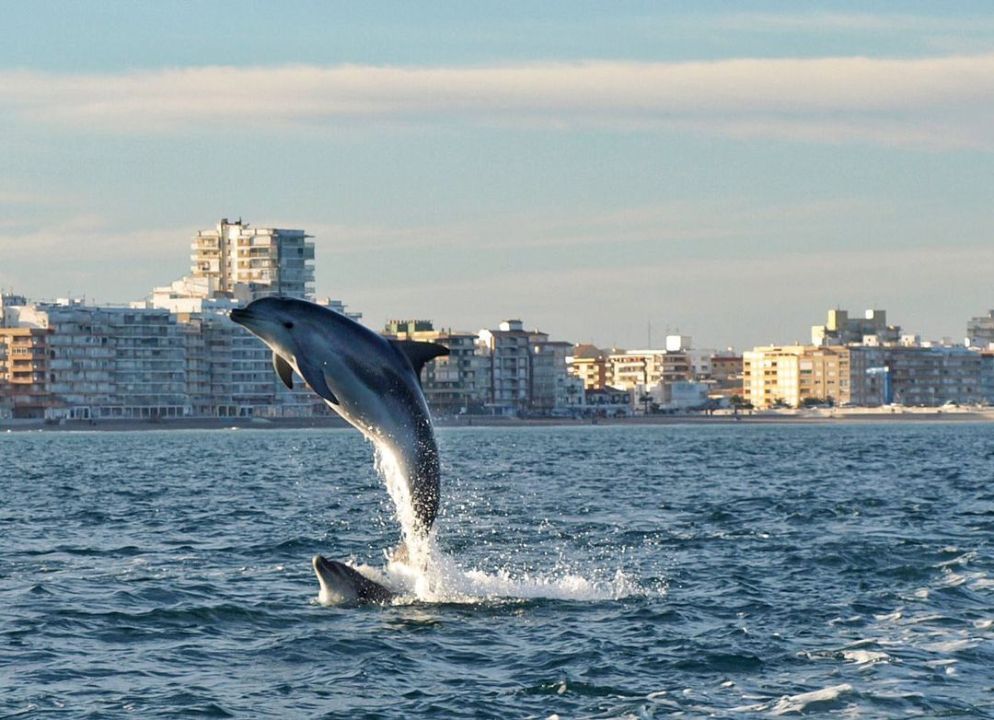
top-left (272, 352), bottom-right (294, 389)
top-left (390, 340), bottom-right (450, 377)
top-left (297, 359), bottom-right (339, 405)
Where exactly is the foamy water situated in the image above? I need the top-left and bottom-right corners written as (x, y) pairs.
top-left (368, 442), bottom-right (636, 604)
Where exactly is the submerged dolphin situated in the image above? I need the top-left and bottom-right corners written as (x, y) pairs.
top-left (312, 555), bottom-right (396, 605)
top-left (229, 296), bottom-right (448, 536)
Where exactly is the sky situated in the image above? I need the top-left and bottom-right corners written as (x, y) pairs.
top-left (1, 1), bottom-right (992, 350)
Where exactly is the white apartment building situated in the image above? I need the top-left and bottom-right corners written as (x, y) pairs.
top-left (531, 339), bottom-right (582, 415)
top-left (0, 218), bottom-right (353, 420)
top-left (190, 218), bottom-right (315, 301)
top-left (607, 349), bottom-right (693, 390)
top-left (476, 320), bottom-right (577, 415)
top-left (9, 300), bottom-right (187, 419)
top-left (477, 320), bottom-right (533, 414)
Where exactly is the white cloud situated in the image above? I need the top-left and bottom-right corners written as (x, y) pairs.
top-left (2, 55), bottom-right (993, 148)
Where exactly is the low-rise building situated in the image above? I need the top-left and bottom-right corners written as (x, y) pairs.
top-left (583, 386), bottom-right (633, 417)
top-left (885, 346), bottom-right (985, 406)
top-left (981, 352), bottom-right (994, 404)
top-left (567, 344), bottom-right (610, 390)
top-left (706, 353), bottom-right (744, 400)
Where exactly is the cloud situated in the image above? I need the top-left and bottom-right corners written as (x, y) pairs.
top-left (0, 216), bottom-right (193, 302)
top-left (340, 240), bottom-right (994, 348)
top-left (2, 55), bottom-right (993, 148)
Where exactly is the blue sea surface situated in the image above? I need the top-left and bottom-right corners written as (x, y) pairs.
top-left (2, 423), bottom-right (993, 718)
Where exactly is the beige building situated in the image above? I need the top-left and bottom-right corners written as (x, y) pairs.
top-left (744, 345), bottom-right (849, 408)
top-left (0, 327), bottom-right (52, 418)
top-left (745, 345), bottom-right (891, 408)
top-left (707, 354), bottom-right (744, 400)
top-left (812, 308), bottom-right (900, 347)
top-left (567, 344), bottom-right (610, 390)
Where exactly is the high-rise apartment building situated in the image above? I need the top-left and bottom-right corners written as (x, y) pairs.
top-left (190, 218), bottom-right (315, 300)
top-left (474, 320), bottom-right (577, 415)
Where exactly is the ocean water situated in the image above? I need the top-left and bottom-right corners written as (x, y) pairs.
top-left (2, 423), bottom-right (993, 718)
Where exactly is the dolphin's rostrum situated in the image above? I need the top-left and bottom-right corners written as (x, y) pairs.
top-left (230, 296), bottom-right (448, 602)
top-left (312, 555), bottom-right (396, 605)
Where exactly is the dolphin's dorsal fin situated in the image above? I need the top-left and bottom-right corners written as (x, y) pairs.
top-left (390, 340), bottom-right (450, 376)
top-left (272, 352), bottom-right (294, 390)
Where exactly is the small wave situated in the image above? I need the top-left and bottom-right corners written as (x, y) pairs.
top-left (770, 683), bottom-right (854, 715)
top-left (843, 649), bottom-right (890, 665)
top-left (922, 638), bottom-right (978, 653)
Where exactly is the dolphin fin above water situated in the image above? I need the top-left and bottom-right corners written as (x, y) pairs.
top-left (312, 555), bottom-right (396, 605)
top-left (389, 340), bottom-right (450, 378)
top-left (272, 352), bottom-right (295, 390)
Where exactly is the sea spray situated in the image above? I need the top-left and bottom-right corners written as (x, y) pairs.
top-left (373, 442), bottom-right (638, 603)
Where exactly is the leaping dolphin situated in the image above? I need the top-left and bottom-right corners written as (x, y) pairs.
top-left (230, 296), bottom-right (447, 535)
top-left (229, 296), bottom-right (448, 602)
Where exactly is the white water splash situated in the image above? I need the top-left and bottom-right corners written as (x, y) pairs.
top-left (770, 684), bottom-right (854, 716)
top-left (369, 442), bottom-right (638, 604)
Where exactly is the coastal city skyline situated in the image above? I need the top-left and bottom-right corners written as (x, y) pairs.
top-left (2, 2), bottom-right (994, 350)
top-left (3, 216), bottom-right (993, 424)
top-left (0, 215), bottom-right (990, 354)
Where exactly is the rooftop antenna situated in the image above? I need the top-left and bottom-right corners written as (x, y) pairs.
top-left (647, 319), bottom-right (652, 349)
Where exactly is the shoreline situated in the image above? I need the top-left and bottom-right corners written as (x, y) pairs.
top-left (3, 408), bottom-right (994, 432)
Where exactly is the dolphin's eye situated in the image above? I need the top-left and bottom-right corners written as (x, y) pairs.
top-left (283, 321), bottom-right (295, 329)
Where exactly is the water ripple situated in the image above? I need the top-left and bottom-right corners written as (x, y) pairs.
top-left (1, 424), bottom-right (993, 717)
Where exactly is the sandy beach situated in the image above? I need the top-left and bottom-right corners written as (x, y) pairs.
top-left (4, 406), bottom-right (994, 432)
